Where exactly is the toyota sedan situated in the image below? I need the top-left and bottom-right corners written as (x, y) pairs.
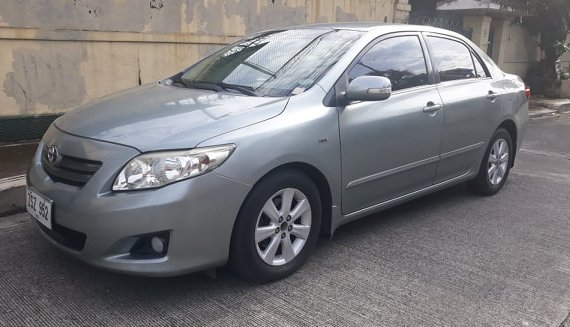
top-left (26, 23), bottom-right (529, 282)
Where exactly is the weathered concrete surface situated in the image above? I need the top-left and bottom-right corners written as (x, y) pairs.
top-left (0, 113), bottom-right (568, 326)
top-left (0, 142), bottom-right (36, 178)
top-left (489, 17), bottom-right (540, 79)
top-left (528, 97), bottom-right (570, 119)
top-left (4, 46), bottom-right (87, 115)
top-left (562, 315), bottom-right (570, 327)
top-left (0, 0), bottom-right (402, 35)
top-left (0, 143), bottom-right (35, 216)
top-left (0, 180), bottom-right (25, 217)
top-left (531, 98), bottom-right (570, 113)
top-left (529, 108), bottom-right (559, 119)
top-left (0, 0), bottom-right (407, 118)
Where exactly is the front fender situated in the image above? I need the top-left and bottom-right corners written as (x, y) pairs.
top-left (198, 88), bottom-right (344, 234)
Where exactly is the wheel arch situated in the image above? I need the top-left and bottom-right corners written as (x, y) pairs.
top-left (497, 119), bottom-right (518, 167)
top-left (233, 162), bottom-right (334, 239)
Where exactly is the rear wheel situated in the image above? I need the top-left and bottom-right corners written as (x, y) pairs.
top-left (468, 128), bottom-right (513, 195)
top-left (230, 170), bottom-right (322, 282)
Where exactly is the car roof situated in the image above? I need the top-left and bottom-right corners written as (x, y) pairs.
top-left (293, 22), bottom-right (504, 80)
top-left (259, 23), bottom-right (503, 81)
top-left (289, 22), bottom-right (394, 31)
top-left (288, 22), bottom-right (463, 37)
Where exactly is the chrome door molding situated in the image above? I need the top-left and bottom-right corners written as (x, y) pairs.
top-left (342, 170), bottom-right (473, 222)
top-left (345, 141), bottom-right (484, 190)
top-left (346, 155), bottom-right (440, 189)
top-left (440, 142), bottom-right (484, 159)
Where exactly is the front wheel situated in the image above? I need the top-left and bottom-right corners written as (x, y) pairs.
top-left (468, 128), bottom-right (513, 196)
top-left (230, 170), bottom-right (322, 282)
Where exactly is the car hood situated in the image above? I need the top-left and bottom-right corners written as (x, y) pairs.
top-left (55, 83), bottom-right (288, 152)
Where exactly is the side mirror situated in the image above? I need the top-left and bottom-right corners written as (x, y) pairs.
top-left (345, 76), bottom-right (392, 102)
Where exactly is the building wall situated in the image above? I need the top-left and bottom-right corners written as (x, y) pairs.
top-left (0, 0), bottom-right (407, 118)
top-left (486, 19), bottom-right (539, 78)
top-left (461, 15), bottom-right (539, 78)
top-left (495, 23), bottom-right (570, 80)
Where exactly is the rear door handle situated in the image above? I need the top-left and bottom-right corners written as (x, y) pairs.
top-left (423, 102), bottom-right (442, 114)
top-left (486, 91), bottom-right (500, 100)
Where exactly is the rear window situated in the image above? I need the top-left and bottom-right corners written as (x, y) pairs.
top-left (427, 36), bottom-right (477, 82)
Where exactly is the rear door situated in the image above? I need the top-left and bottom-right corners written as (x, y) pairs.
top-left (425, 34), bottom-right (502, 183)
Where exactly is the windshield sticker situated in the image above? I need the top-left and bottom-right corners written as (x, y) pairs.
top-left (292, 87), bottom-right (306, 95)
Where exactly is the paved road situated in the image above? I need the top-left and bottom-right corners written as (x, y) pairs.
top-left (1, 115), bottom-right (569, 327)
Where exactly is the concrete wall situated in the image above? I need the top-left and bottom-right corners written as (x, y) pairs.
top-left (488, 19), bottom-right (570, 79)
top-left (489, 18), bottom-right (539, 78)
top-left (463, 15), bottom-right (492, 54)
top-left (462, 15), bottom-right (539, 78)
top-left (0, 0), bottom-right (408, 118)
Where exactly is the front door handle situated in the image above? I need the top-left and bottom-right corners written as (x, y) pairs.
top-left (423, 102), bottom-right (442, 114)
top-left (486, 91), bottom-right (500, 100)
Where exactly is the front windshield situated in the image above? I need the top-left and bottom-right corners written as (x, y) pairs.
top-left (176, 29), bottom-right (364, 97)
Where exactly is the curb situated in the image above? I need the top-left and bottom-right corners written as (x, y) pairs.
top-left (559, 104), bottom-right (570, 113)
top-left (0, 175), bottom-right (26, 217)
top-left (530, 100), bottom-right (570, 113)
top-left (529, 108), bottom-right (559, 119)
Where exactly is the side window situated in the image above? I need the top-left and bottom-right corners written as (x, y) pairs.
top-left (427, 36), bottom-right (477, 82)
top-left (472, 52), bottom-right (490, 78)
top-left (348, 36), bottom-right (428, 91)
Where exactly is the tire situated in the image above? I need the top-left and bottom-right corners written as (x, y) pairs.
top-left (230, 170), bottom-right (322, 283)
top-left (468, 128), bottom-right (513, 196)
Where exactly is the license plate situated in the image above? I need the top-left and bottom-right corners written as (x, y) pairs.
top-left (26, 187), bottom-right (53, 230)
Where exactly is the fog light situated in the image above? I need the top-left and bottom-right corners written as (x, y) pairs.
top-left (129, 231), bottom-right (170, 258)
top-left (151, 236), bottom-right (165, 254)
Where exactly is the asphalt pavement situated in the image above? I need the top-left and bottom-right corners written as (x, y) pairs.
top-left (1, 114), bottom-right (569, 326)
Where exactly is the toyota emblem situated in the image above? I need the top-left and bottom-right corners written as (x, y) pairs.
top-left (47, 145), bottom-right (59, 165)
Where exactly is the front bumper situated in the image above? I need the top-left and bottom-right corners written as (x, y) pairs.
top-left (28, 126), bottom-right (251, 277)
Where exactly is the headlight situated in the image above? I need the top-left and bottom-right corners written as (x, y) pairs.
top-left (112, 144), bottom-right (236, 191)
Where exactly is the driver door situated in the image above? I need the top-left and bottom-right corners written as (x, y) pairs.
top-left (339, 33), bottom-right (444, 214)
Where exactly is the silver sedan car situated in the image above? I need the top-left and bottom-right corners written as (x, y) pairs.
top-left (26, 23), bottom-right (528, 282)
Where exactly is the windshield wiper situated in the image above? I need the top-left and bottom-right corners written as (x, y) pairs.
top-left (170, 77), bottom-right (259, 96)
top-left (168, 77), bottom-right (196, 89)
top-left (215, 82), bottom-right (259, 96)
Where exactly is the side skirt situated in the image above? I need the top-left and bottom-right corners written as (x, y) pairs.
top-left (331, 170), bottom-right (476, 233)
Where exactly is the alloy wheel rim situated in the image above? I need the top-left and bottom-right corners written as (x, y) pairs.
top-left (255, 188), bottom-right (312, 266)
top-left (487, 138), bottom-right (509, 185)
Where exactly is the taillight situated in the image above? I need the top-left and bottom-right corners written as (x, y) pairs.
top-left (525, 87), bottom-right (531, 100)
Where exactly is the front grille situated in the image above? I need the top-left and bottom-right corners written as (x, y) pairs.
top-left (41, 147), bottom-right (102, 186)
top-left (35, 220), bottom-right (87, 251)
